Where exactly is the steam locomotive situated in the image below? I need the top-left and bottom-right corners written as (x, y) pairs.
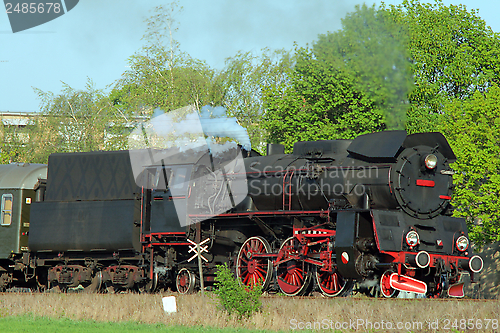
top-left (0, 130), bottom-right (483, 297)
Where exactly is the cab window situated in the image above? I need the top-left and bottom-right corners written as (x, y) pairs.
top-left (1, 194), bottom-right (13, 226)
top-left (169, 166), bottom-right (191, 196)
top-left (172, 167), bottom-right (188, 189)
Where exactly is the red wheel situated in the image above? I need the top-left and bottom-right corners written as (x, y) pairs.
top-left (176, 268), bottom-right (196, 294)
top-left (380, 271), bottom-right (399, 298)
top-left (276, 237), bottom-right (312, 296)
top-left (316, 269), bottom-right (353, 297)
top-left (236, 236), bottom-right (272, 291)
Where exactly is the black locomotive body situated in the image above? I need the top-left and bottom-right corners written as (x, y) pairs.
top-left (210, 130), bottom-right (482, 297)
top-left (0, 130), bottom-right (483, 297)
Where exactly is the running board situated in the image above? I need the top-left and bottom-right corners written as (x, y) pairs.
top-left (389, 273), bottom-right (427, 295)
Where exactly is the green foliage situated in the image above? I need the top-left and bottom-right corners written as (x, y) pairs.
top-left (263, 47), bottom-right (385, 152)
top-left (111, 3), bottom-right (226, 117)
top-left (0, 113), bottom-right (38, 163)
top-left (113, 5), bottom-right (294, 152)
top-left (372, 0), bottom-right (500, 245)
top-left (112, 56), bottom-right (225, 116)
top-left (261, 4), bottom-right (413, 151)
top-left (313, 4), bottom-right (413, 130)
top-left (213, 263), bottom-right (262, 319)
top-left (438, 86), bottom-right (500, 246)
top-left (221, 49), bottom-right (294, 152)
top-left (0, 141), bottom-right (16, 164)
top-left (2, 79), bottom-right (130, 163)
top-left (384, 0), bottom-right (500, 133)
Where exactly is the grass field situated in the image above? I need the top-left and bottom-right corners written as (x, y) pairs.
top-left (0, 315), bottom-right (273, 333)
top-left (0, 292), bottom-right (499, 332)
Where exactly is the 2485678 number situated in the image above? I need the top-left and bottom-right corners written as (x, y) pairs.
top-left (442, 318), bottom-right (498, 330)
top-left (5, 2), bottom-right (61, 14)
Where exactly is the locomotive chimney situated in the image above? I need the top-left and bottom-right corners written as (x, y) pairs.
top-left (266, 143), bottom-right (285, 156)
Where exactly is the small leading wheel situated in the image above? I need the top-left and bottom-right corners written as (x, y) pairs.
top-left (276, 237), bottom-right (312, 296)
top-left (176, 268), bottom-right (196, 294)
top-left (380, 271), bottom-right (399, 298)
top-left (316, 269), bottom-right (353, 297)
top-left (236, 236), bottom-right (273, 291)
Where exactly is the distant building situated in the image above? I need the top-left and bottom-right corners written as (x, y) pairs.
top-left (0, 111), bottom-right (39, 143)
top-left (0, 110), bottom-right (147, 146)
top-left (0, 111), bottom-right (38, 126)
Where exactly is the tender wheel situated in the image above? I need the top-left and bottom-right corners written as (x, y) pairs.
top-left (0, 272), bottom-right (12, 291)
top-left (380, 271), bottom-right (399, 298)
top-left (316, 269), bottom-right (353, 297)
top-left (276, 237), bottom-right (312, 296)
top-left (48, 281), bottom-right (68, 293)
top-left (137, 272), bottom-right (158, 293)
top-left (236, 236), bottom-right (272, 291)
top-left (176, 268), bottom-right (196, 294)
top-left (84, 271), bottom-right (103, 293)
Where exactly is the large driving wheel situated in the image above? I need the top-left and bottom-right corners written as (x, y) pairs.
top-left (176, 268), bottom-right (196, 294)
top-left (276, 237), bottom-right (312, 296)
top-left (236, 236), bottom-right (273, 291)
top-left (316, 268), bottom-right (353, 297)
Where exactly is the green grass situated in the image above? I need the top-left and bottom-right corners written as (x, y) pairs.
top-left (0, 315), bottom-right (273, 333)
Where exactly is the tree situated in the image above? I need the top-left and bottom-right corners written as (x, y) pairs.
top-left (261, 4), bottom-right (414, 151)
top-left (0, 148), bottom-right (14, 164)
top-left (111, 3), bottom-right (226, 117)
top-left (5, 79), bottom-right (129, 163)
top-left (220, 49), bottom-right (293, 151)
top-left (385, 0), bottom-right (500, 133)
top-left (0, 116), bottom-right (33, 163)
top-left (438, 86), bottom-right (500, 246)
top-left (262, 47), bottom-right (385, 152)
top-left (313, 4), bottom-right (413, 130)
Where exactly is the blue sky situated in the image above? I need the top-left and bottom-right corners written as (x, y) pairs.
top-left (1, 0), bottom-right (499, 112)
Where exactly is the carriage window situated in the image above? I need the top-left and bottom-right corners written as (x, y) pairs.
top-left (1, 194), bottom-right (13, 226)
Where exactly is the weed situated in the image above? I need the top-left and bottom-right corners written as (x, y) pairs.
top-left (213, 263), bottom-right (262, 319)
